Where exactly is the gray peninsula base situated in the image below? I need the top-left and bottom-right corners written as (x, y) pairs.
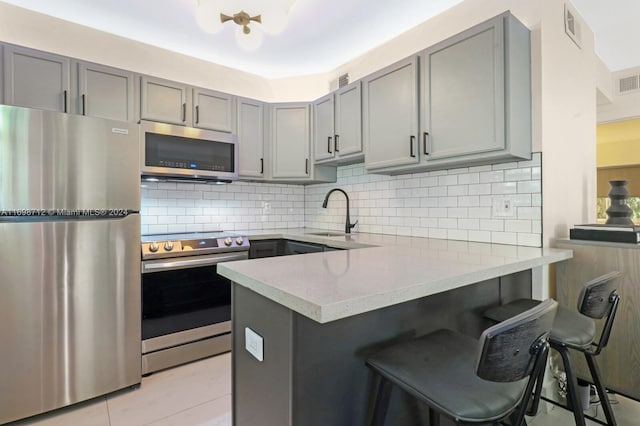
top-left (232, 271), bottom-right (531, 426)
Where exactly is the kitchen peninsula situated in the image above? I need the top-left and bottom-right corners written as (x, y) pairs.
top-left (218, 231), bottom-right (572, 426)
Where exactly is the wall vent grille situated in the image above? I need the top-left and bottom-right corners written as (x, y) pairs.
top-left (338, 73), bottom-right (349, 88)
top-left (618, 75), bottom-right (640, 94)
top-left (564, 3), bottom-right (582, 48)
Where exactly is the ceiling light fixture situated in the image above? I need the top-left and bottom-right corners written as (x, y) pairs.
top-left (196, 0), bottom-right (295, 51)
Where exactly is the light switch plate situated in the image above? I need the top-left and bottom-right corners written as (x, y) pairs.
top-left (245, 327), bottom-right (264, 362)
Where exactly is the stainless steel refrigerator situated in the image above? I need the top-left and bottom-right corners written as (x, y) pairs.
top-left (0, 105), bottom-right (141, 424)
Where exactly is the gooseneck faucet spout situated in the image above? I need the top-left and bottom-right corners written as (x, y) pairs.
top-left (322, 188), bottom-right (357, 234)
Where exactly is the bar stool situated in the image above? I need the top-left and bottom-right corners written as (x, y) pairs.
top-left (365, 299), bottom-right (558, 426)
top-left (484, 271), bottom-right (621, 426)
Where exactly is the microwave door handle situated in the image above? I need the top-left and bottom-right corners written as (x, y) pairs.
top-left (142, 252), bottom-right (247, 273)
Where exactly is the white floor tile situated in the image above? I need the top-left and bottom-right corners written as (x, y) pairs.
top-left (107, 354), bottom-right (231, 426)
top-left (10, 397), bottom-right (110, 426)
top-left (145, 395), bottom-right (232, 426)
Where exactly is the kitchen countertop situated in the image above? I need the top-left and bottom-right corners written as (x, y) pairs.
top-left (218, 229), bottom-right (573, 323)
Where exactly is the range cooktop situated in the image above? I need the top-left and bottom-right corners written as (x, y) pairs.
top-left (141, 230), bottom-right (249, 260)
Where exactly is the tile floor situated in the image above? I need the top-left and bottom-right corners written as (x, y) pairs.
top-left (9, 353), bottom-right (640, 425)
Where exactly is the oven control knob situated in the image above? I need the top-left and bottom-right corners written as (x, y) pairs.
top-left (235, 237), bottom-right (244, 246)
top-left (149, 242), bottom-right (159, 253)
top-left (164, 241), bottom-right (174, 251)
top-left (224, 237), bottom-right (233, 246)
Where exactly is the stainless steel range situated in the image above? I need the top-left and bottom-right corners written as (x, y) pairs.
top-left (141, 232), bottom-right (249, 374)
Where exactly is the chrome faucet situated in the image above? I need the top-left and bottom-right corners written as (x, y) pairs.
top-left (322, 188), bottom-right (357, 234)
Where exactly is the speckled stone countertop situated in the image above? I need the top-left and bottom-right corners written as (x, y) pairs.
top-left (218, 229), bottom-right (573, 323)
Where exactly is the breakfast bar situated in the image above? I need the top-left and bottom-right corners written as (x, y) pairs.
top-left (218, 235), bottom-right (572, 426)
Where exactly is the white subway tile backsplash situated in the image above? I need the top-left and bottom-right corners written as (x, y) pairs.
top-left (517, 180), bottom-right (541, 194)
top-left (468, 183), bottom-right (492, 196)
top-left (480, 219), bottom-right (504, 232)
top-left (458, 173), bottom-right (480, 185)
top-left (142, 154), bottom-right (541, 246)
top-left (491, 182), bottom-right (517, 194)
top-left (504, 220), bottom-right (532, 233)
top-left (479, 170), bottom-right (504, 183)
top-left (491, 232), bottom-right (518, 245)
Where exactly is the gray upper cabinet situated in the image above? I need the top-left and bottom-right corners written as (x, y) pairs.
top-left (193, 88), bottom-right (234, 132)
top-left (313, 93), bottom-right (335, 162)
top-left (419, 12), bottom-right (531, 168)
top-left (334, 81), bottom-right (363, 162)
top-left (238, 97), bottom-right (266, 179)
top-left (140, 76), bottom-right (188, 125)
top-left (76, 61), bottom-right (134, 122)
top-left (363, 56), bottom-right (419, 171)
top-left (271, 103), bottom-right (310, 179)
top-left (3, 45), bottom-right (70, 112)
top-left (314, 81), bottom-right (363, 165)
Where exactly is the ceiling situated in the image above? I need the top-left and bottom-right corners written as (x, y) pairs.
top-left (572, 0), bottom-right (640, 72)
top-left (1, 0), bottom-right (638, 78)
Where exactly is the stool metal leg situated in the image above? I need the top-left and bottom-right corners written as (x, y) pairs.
top-left (555, 345), bottom-right (587, 426)
top-left (369, 374), bottom-right (392, 426)
top-left (428, 408), bottom-right (440, 426)
top-left (584, 352), bottom-right (617, 426)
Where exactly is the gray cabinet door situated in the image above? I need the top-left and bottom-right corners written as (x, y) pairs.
top-left (238, 97), bottom-right (266, 178)
top-left (194, 88), bottom-right (234, 132)
top-left (335, 81), bottom-right (363, 159)
top-left (313, 93), bottom-right (335, 162)
top-left (363, 56), bottom-right (419, 170)
top-left (140, 76), bottom-right (188, 125)
top-left (271, 103), bottom-right (310, 179)
top-left (77, 62), bottom-right (134, 122)
top-left (422, 17), bottom-right (505, 160)
top-left (3, 45), bottom-right (70, 112)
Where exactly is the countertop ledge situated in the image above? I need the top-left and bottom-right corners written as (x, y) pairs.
top-left (218, 229), bottom-right (573, 323)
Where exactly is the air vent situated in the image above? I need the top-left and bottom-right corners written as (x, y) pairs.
top-left (338, 73), bottom-right (349, 88)
top-left (564, 3), bottom-right (582, 48)
top-left (618, 75), bottom-right (640, 94)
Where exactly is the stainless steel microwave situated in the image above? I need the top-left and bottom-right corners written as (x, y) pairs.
top-left (140, 121), bottom-right (238, 182)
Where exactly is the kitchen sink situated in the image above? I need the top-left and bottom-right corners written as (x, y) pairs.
top-left (306, 232), bottom-right (347, 237)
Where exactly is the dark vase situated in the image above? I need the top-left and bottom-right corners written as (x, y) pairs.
top-left (605, 180), bottom-right (634, 225)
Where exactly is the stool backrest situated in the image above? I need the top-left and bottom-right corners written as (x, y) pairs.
top-left (476, 298), bottom-right (557, 383)
top-left (577, 271), bottom-right (621, 319)
top-left (577, 271), bottom-right (622, 354)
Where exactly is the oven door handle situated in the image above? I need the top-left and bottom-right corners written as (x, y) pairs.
top-left (142, 252), bottom-right (248, 273)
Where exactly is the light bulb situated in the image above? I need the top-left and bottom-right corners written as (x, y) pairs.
top-left (235, 24), bottom-right (263, 51)
top-left (196, 0), bottom-right (224, 33)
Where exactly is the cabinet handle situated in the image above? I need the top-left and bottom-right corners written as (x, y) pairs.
top-left (63, 90), bottom-right (68, 113)
top-left (195, 105), bottom-right (200, 124)
top-left (423, 132), bottom-right (429, 155)
top-left (327, 136), bottom-right (332, 154)
top-left (410, 135), bottom-right (416, 158)
top-left (182, 103), bottom-right (186, 122)
top-left (305, 159), bottom-right (309, 175)
top-left (335, 135), bottom-right (339, 152)
top-left (81, 94), bottom-right (86, 116)
top-left (260, 158), bottom-right (264, 174)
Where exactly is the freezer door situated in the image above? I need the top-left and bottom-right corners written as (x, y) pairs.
top-left (0, 105), bottom-right (140, 211)
top-left (0, 215), bottom-right (141, 424)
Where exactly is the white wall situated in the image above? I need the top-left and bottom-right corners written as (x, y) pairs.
top-left (598, 66), bottom-right (640, 123)
top-left (538, 0), bottom-right (597, 245)
top-left (596, 56), bottom-right (613, 104)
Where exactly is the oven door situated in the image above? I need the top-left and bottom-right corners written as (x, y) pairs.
top-left (141, 251), bottom-right (247, 355)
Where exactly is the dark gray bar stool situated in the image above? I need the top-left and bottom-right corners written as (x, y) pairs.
top-left (484, 271), bottom-right (621, 426)
top-left (365, 299), bottom-right (558, 426)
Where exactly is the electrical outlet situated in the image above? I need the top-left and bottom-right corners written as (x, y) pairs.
top-left (245, 327), bottom-right (264, 362)
top-left (492, 197), bottom-right (515, 217)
